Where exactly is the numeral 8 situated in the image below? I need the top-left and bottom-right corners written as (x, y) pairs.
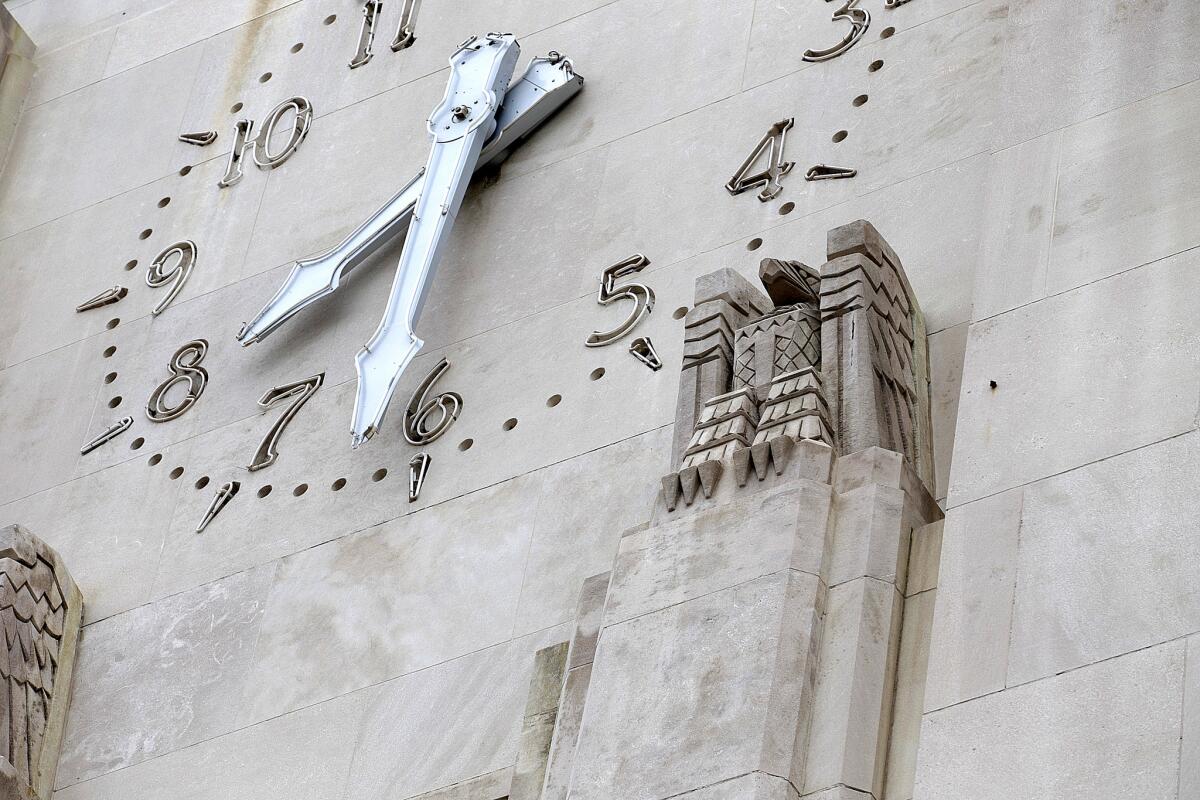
top-left (147, 339), bottom-right (209, 422)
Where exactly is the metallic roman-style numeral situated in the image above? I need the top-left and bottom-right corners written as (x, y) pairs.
top-left (726, 118), bottom-right (795, 202)
top-left (408, 452), bottom-right (431, 502)
top-left (806, 164), bottom-right (857, 181)
top-left (392, 0), bottom-right (421, 50)
top-left (146, 340), bottom-right (209, 422)
top-left (629, 337), bottom-right (663, 371)
top-left (350, 0), bottom-right (383, 69)
top-left (80, 416), bottom-right (133, 455)
top-left (219, 97), bottom-right (314, 188)
top-left (178, 130), bottom-right (218, 146)
top-left (403, 358), bottom-right (462, 445)
top-left (585, 254), bottom-right (655, 347)
top-left (146, 240), bottom-right (197, 316)
top-left (76, 285), bottom-right (127, 312)
top-left (803, 0), bottom-right (870, 63)
top-left (196, 480), bottom-right (240, 533)
top-left (247, 373), bottom-right (324, 471)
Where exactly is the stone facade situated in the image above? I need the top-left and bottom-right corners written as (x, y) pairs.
top-left (0, 1), bottom-right (1196, 799)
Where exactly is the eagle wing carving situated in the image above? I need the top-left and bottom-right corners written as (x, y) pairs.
top-left (0, 525), bottom-right (82, 800)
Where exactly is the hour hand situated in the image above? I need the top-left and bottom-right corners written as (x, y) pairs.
top-left (236, 171), bottom-right (424, 345)
top-left (351, 33), bottom-right (522, 447)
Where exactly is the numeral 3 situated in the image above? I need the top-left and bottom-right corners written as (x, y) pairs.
top-left (803, 0), bottom-right (870, 63)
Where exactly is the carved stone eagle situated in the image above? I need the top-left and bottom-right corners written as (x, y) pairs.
top-left (0, 524), bottom-right (82, 800)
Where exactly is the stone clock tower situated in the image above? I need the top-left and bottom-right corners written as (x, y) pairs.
top-left (0, 1), bottom-right (1196, 799)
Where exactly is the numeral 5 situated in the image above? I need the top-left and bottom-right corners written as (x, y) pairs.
top-left (585, 254), bottom-right (655, 348)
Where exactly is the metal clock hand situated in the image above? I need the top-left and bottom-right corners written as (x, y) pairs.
top-left (351, 32), bottom-right (520, 447)
top-left (235, 52), bottom-right (582, 347)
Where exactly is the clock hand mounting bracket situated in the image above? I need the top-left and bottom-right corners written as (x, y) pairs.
top-left (235, 34), bottom-right (582, 448)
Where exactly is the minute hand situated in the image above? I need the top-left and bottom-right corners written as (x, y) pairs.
top-left (351, 32), bottom-right (520, 447)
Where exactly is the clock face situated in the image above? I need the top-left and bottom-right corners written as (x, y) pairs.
top-left (0, 0), bottom-right (999, 795)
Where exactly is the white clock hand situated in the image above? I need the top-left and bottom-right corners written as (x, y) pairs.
top-left (235, 53), bottom-right (582, 347)
top-left (351, 32), bottom-right (521, 447)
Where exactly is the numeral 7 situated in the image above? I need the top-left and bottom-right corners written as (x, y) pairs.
top-left (247, 373), bottom-right (324, 471)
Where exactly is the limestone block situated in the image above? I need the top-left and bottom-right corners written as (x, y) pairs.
top-left (0, 446), bottom-right (187, 624)
top-left (513, 428), bottom-right (667, 637)
top-left (3, 0), bottom-right (171, 53)
top-left (996, 0), bottom-right (1200, 148)
top-left (948, 246), bottom-right (1200, 505)
top-left (238, 71), bottom-right (450, 282)
top-left (0, 41), bottom-right (202, 238)
top-left (1183, 635), bottom-right (1200, 800)
top-left (51, 686), bottom-right (368, 800)
top-left (0, 339), bottom-right (96, 506)
top-left (0, 5), bottom-right (33, 173)
top-left (1048, 79), bottom-right (1200, 296)
top-left (825, 482), bottom-right (909, 590)
top-left (670, 771), bottom-right (801, 800)
top-left (499, 0), bottom-right (757, 181)
top-left (831, 447), bottom-right (940, 535)
top-left (817, 2), bottom-right (1004, 198)
top-left (914, 641), bottom-right (1186, 800)
top-left (405, 769), bottom-right (512, 800)
top-left (57, 563), bottom-right (275, 786)
top-left (24, 28), bottom-right (113, 107)
top-left (567, 571), bottom-right (610, 671)
top-left (0, 154), bottom-right (267, 368)
top-left (655, 438), bottom-right (835, 521)
top-left (607, 483), bottom-right (833, 626)
top-left (145, 364), bottom-right (669, 608)
top-left (539, 662), bottom-right (591, 800)
top-left (170, 0), bottom-right (614, 149)
top-left (802, 578), bottom-right (901, 798)
top-left (237, 473), bottom-right (536, 723)
top-left (883, 588), bottom-right (936, 800)
top-left (617, 0), bottom-right (1002, 259)
top-left (971, 133), bottom-right (1060, 321)
top-left (569, 571), bottom-right (822, 800)
top-left (343, 626), bottom-right (570, 800)
top-left (423, 142), bottom-right (610, 354)
top-left (509, 642), bottom-right (569, 800)
top-left (166, 0), bottom-right (354, 159)
top-left (685, 152), bottom-right (986, 340)
top-left (101, 0), bottom-right (298, 77)
top-left (800, 788), bottom-right (871, 800)
top-left (0, 525), bottom-right (82, 800)
top-left (540, 572), bottom-right (610, 800)
top-left (923, 489), bottom-right (1020, 712)
top-left (743, 0), bottom-right (980, 89)
top-left (926, 323), bottom-right (967, 503)
top-left (905, 521), bottom-right (942, 597)
top-left (1008, 432), bottom-right (1200, 685)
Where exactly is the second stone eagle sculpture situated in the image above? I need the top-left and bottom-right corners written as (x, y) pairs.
top-left (664, 219), bottom-right (935, 509)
